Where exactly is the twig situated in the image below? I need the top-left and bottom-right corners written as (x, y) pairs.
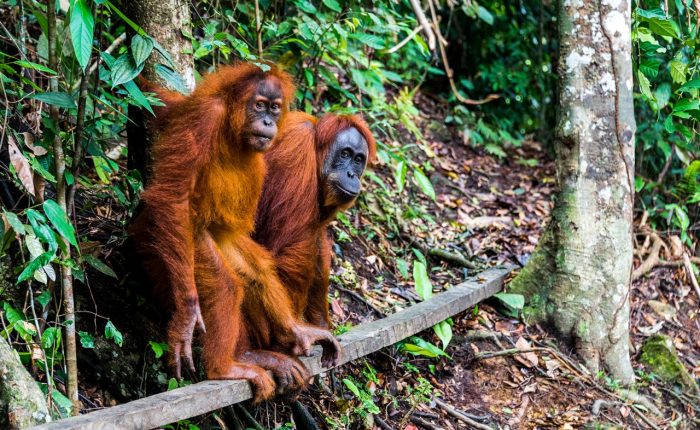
top-left (335, 286), bottom-right (386, 317)
top-left (411, 415), bottom-right (444, 430)
top-left (631, 405), bottom-right (661, 430)
top-left (682, 253), bottom-right (700, 299)
top-left (408, 0), bottom-right (436, 50)
top-left (374, 415), bottom-right (395, 430)
top-left (428, 248), bottom-right (478, 269)
top-left (385, 25), bottom-right (426, 54)
top-left (433, 398), bottom-right (492, 430)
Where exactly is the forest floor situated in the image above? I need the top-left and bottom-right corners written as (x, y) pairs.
top-left (74, 94), bottom-right (699, 430)
top-left (280, 95), bottom-right (700, 430)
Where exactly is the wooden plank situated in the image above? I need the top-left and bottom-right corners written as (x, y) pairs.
top-left (31, 265), bottom-right (513, 430)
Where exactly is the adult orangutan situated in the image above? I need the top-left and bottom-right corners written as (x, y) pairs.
top-left (130, 63), bottom-right (341, 401)
top-left (253, 112), bottom-right (376, 330)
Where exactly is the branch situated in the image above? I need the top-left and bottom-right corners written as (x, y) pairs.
top-left (408, 0), bottom-right (436, 50)
top-left (683, 253), bottom-right (700, 299)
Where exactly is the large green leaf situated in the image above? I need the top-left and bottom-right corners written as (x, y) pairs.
top-left (413, 260), bottom-right (432, 300)
top-left (69, 0), bottom-right (94, 71)
top-left (105, 320), bottom-right (123, 347)
top-left (669, 60), bottom-right (687, 84)
top-left (322, 0), bottom-right (341, 12)
top-left (43, 199), bottom-right (78, 247)
top-left (394, 159), bottom-right (407, 192)
top-left (413, 167), bottom-right (436, 200)
top-left (131, 34), bottom-right (154, 67)
top-left (30, 92), bottom-right (77, 109)
top-left (647, 17), bottom-right (680, 39)
top-left (111, 53), bottom-right (143, 87)
top-left (433, 320), bottom-right (453, 350)
top-left (678, 79), bottom-right (700, 92)
top-left (17, 252), bottom-right (53, 283)
top-left (83, 254), bottom-right (117, 279)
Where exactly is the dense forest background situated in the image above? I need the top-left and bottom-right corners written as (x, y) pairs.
top-left (0, 0), bottom-right (698, 429)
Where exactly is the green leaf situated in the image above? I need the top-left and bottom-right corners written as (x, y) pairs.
top-left (83, 255), bottom-right (117, 279)
top-left (637, 70), bottom-right (653, 100)
top-left (155, 64), bottom-right (189, 94)
top-left (17, 252), bottom-right (53, 283)
top-left (343, 378), bottom-right (361, 397)
top-left (476, 6), bottom-right (494, 25)
top-left (413, 167), bottom-right (436, 200)
top-left (41, 326), bottom-right (61, 349)
top-left (149, 341), bottom-right (168, 359)
top-left (673, 98), bottom-right (700, 112)
top-left (51, 389), bottom-right (73, 417)
top-left (433, 320), bottom-right (453, 350)
top-left (26, 210), bottom-right (57, 252)
top-left (43, 199), bottom-right (78, 247)
top-left (14, 61), bottom-right (57, 74)
top-left (131, 34), bottom-right (154, 67)
top-left (111, 53), bottom-right (143, 87)
top-left (69, 0), bottom-right (94, 71)
top-left (36, 290), bottom-right (51, 308)
top-left (396, 258), bottom-right (409, 279)
top-left (322, 0), bottom-right (341, 12)
top-left (678, 79), bottom-right (700, 92)
top-left (492, 293), bottom-right (525, 318)
top-left (3, 211), bottom-right (25, 236)
top-left (669, 60), bottom-right (687, 84)
top-left (647, 17), bottom-right (680, 39)
top-left (401, 337), bottom-right (450, 358)
top-left (105, 320), bottom-right (123, 347)
top-left (350, 33), bottom-right (385, 50)
top-left (413, 261), bottom-right (433, 300)
top-left (394, 160), bottom-right (407, 192)
top-left (30, 92), bottom-right (77, 109)
top-left (79, 331), bottom-right (95, 349)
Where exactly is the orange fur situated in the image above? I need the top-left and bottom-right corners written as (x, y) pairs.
top-left (254, 112), bottom-right (376, 328)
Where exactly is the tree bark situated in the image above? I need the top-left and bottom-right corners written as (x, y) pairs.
top-left (509, 0), bottom-right (636, 384)
top-left (126, 0), bottom-right (195, 183)
top-left (0, 337), bottom-right (51, 429)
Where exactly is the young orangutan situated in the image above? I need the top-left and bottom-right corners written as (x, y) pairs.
top-left (130, 63), bottom-right (341, 400)
top-left (253, 112), bottom-right (376, 329)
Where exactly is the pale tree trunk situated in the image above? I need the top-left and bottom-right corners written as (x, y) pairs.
top-left (0, 337), bottom-right (51, 429)
top-left (127, 0), bottom-right (195, 182)
top-left (509, 0), bottom-right (636, 384)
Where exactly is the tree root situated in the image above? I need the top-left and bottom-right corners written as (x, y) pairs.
top-left (632, 233), bottom-right (665, 281)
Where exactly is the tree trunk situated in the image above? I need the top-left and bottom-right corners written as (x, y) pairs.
top-left (126, 0), bottom-right (195, 183)
top-left (509, 0), bottom-right (636, 384)
top-left (0, 337), bottom-right (51, 429)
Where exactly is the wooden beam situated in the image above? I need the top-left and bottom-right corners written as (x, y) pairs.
top-left (31, 265), bottom-right (513, 430)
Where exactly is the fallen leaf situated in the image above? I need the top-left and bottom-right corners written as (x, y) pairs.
top-left (515, 337), bottom-right (538, 367)
top-left (647, 300), bottom-right (677, 320)
top-left (8, 134), bottom-right (35, 196)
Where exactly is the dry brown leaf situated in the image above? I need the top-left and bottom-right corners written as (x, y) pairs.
top-left (515, 336), bottom-right (538, 367)
top-left (22, 132), bottom-right (47, 156)
top-left (7, 134), bottom-right (35, 196)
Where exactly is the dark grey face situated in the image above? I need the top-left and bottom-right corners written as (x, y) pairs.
top-left (246, 77), bottom-right (283, 151)
top-left (322, 127), bottom-right (368, 203)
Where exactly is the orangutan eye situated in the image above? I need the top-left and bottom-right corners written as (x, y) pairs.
top-left (255, 101), bottom-right (266, 110)
top-left (341, 149), bottom-right (350, 158)
top-left (270, 103), bottom-right (280, 113)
